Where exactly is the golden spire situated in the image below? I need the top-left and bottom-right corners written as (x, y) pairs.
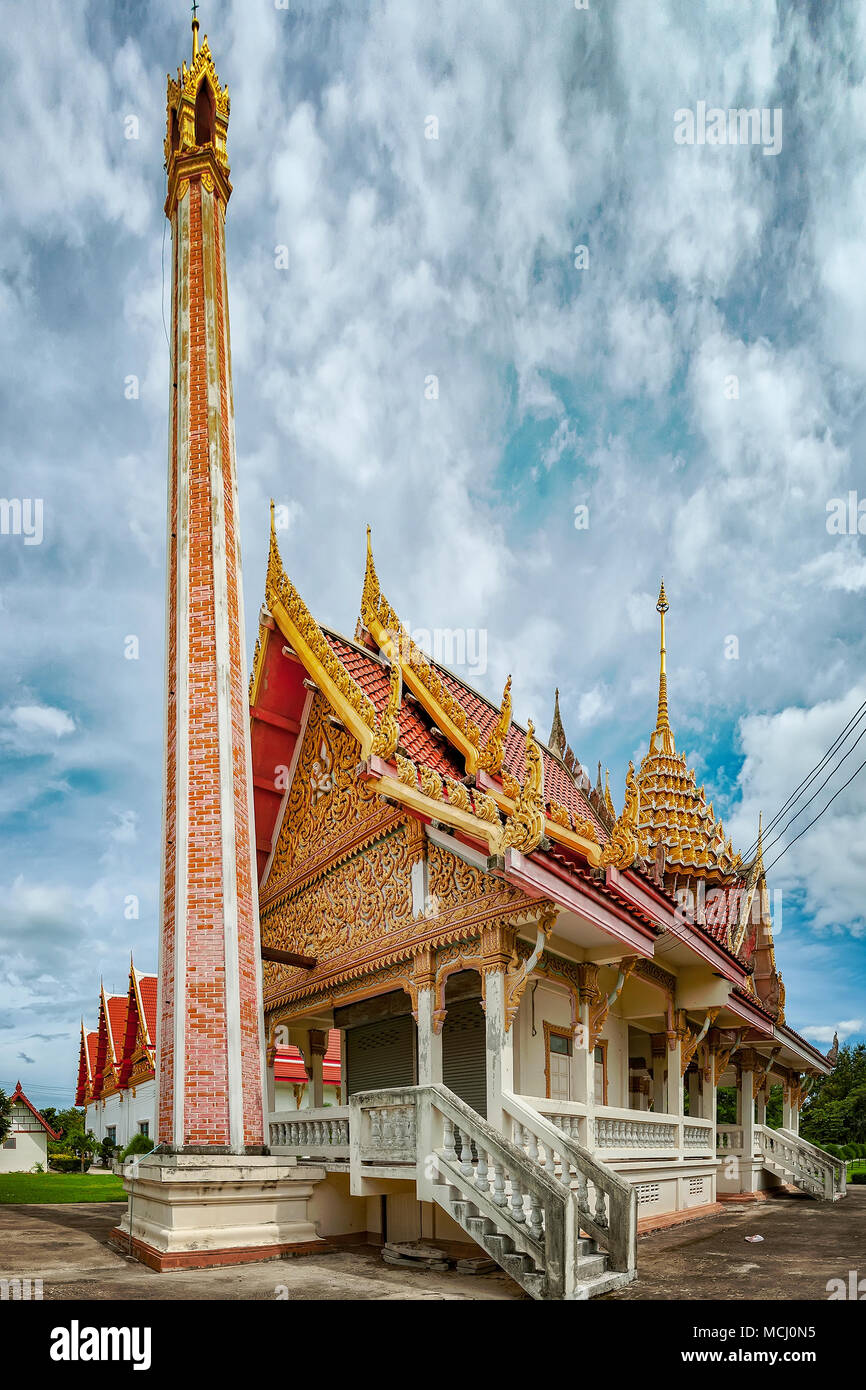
top-left (192, 1), bottom-right (200, 60)
top-left (549, 687), bottom-right (566, 758)
top-left (650, 579), bottom-right (675, 755)
top-left (360, 525), bottom-right (382, 632)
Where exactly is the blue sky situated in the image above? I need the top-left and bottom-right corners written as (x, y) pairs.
top-left (1, 0), bottom-right (865, 1109)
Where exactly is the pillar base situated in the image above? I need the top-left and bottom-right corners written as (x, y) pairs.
top-left (113, 1153), bottom-right (327, 1271)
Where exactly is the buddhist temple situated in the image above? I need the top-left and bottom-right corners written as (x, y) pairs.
top-left (107, 17), bottom-right (844, 1297)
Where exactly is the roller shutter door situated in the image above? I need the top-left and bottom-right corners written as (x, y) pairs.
top-left (345, 1014), bottom-right (416, 1097)
top-left (442, 997), bottom-right (487, 1118)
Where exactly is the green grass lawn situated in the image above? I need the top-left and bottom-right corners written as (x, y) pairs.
top-left (0, 1170), bottom-right (126, 1204)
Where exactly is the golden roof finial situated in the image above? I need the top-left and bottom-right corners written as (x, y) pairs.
top-left (191, 0), bottom-right (200, 60)
top-left (549, 687), bottom-right (567, 759)
top-left (649, 579), bottom-right (675, 755)
top-left (361, 525), bottom-right (382, 632)
top-left (266, 498), bottom-right (285, 602)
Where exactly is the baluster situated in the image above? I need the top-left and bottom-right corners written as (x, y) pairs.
top-left (492, 1161), bottom-right (507, 1206)
top-left (576, 1171), bottom-right (589, 1218)
top-left (510, 1171), bottom-right (526, 1223)
top-left (370, 1109), bottom-right (382, 1149)
top-left (544, 1142), bottom-right (557, 1180)
top-left (459, 1128), bottom-right (474, 1180)
top-left (525, 1127), bottom-right (539, 1166)
top-left (594, 1180), bottom-right (608, 1228)
top-left (442, 1117), bottom-right (456, 1162)
top-left (475, 1147), bottom-right (489, 1195)
top-left (528, 1193), bottom-right (544, 1241)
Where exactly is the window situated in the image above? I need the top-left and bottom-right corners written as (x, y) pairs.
top-left (138, 1121), bottom-right (149, 1138)
top-left (594, 1042), bottom-right (608, 1106)
top-left (544, 1023), bottom-right (573, 1103)
top-left (106, 1127), bottom-right (116, 1145)
top-left (3, 1138), bottom-right (15, 1150)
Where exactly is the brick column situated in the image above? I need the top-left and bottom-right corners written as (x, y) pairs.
top-left (157, 139), bottom-right (265, 1155)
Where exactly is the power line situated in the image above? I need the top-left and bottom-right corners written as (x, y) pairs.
top-left (764, 750), bottom-right (866, 874)
top-left (757, 716), bottom-right (866, 862)
top-left (742, 694), bottom-right (866, 860)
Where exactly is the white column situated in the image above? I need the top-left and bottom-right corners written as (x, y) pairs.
top-left (668, 1035), bottom-right (684, 1156)
top-left (416, 987), bottom-right (442, 1087)
top-left (484, 970), bottom-right (514, 1133)
top-left (687, 1069), bottom-right (701, 1119)
top-left (574, 1001), bottom-right (596, 1149)
top-left (755, 1089), bottom-right (767, 1128)
top-left (741, 1067), bottom-right (756, 1159)
top-left (265, 1046), bottom-right (276, 1116)
top-left (309, 1030), bottom-right (326, 1110)
top-left (651, 1036), bottom-right (666, 1113)
top-left (782, 1074), bottom-right (799, 1132)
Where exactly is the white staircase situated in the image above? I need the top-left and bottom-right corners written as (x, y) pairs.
top-left (757, 1125), bottom-right (846, 1201)
top-left (271, 1084), bottom-right (637, 1299)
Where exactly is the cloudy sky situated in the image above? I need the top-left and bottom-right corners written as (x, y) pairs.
top-left (1, 0), bottom-right (865, 1108)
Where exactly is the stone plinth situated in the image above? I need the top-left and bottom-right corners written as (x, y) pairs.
top-left (109, 1153), bottom-right (327, 1271)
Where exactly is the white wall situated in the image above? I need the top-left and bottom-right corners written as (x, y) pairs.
top-left (86, 1079), bottom-right (156, 1149)
top-left (1, 1122), bottom-right (48, 1173)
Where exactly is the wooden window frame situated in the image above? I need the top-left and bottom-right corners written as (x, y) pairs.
top-left (543, 1021), bottom-right (574, 1101)
top-left (594, 1038), bottom-right (609, 1106)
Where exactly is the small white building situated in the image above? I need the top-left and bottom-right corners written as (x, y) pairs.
top-left (1, 1082), bottom-right (60, 1173)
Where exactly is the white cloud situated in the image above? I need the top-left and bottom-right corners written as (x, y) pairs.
top-left (2, 705), bottom-right (75, 740)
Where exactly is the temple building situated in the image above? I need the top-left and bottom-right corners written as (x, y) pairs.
top-left (75, 961), bottom-right (158, 1149)
top-left (112, 20), bottom-right (844, 1297)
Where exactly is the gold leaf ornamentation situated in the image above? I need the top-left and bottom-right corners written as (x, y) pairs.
top-left (548, 799), bottom-right (570, 828)
top-left (266, 504), bottom-right (377, 730)
top-left (600, 761), bottom-right (640, 869)
top-left (478, 675), bottom-right (512, 774)
top-left (502, 722), bottom-right (545, 854)
top-left (444, 778), bottom-right (472, 812)
top-left (371, 658), bottom-right (400, 759)
top-left (396, 754), bottom-right (418, 787)
top-left (472, 790), bottom-right (501, 825)
top-left (418, 764), bottom-right (444, 801)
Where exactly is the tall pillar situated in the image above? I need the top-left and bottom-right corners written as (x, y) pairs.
top-left (156, 23), bottom-right (264, 1157)
top-left (115, 22), bottom-right (325, 1268)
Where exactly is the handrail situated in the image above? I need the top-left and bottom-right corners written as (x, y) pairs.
top-left (758, 1125), bottom-right (845, 1199)
top-left (776, 1127), bottom-right (846, 1185)
top-left (503, 1092), bottom-right (636, 1273)
top-left (352, 1084), bottom-right (569, 1298)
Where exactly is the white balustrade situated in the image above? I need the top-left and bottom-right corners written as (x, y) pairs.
top-left (268, 1105), bottom-right (350, 1160)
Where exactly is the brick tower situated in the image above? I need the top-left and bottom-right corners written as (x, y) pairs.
top-left (157, 15), bottom-right (264, 1155)
top-left (114, 19), bottom-right (324, 1269)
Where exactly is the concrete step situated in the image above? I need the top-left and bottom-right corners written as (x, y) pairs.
top-left (574, 1252), bottom-right (607, 1279)
top-left (569, 1268), bottom-right (635, 1301)
top-left (465, 1215), bottom-right (495, 1240)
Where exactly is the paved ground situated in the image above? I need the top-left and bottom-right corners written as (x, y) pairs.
top-left (1, 1189), bottom-right (862, 1300)
top-left (605, 1187), bottom-right (866, 1300)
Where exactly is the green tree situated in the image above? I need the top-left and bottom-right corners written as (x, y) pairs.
top-left (800, 1044), bottom-right (866, 1148)
top-left (0, 1088), bottom-right (11, 1148)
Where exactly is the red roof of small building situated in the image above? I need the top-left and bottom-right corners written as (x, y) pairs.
top-left (10, 1082), bottom-right (61, 1139)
